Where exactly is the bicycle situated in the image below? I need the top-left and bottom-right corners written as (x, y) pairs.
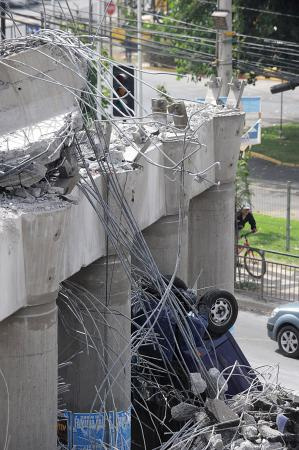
top-left (236, 231), bottom-right (266, 279)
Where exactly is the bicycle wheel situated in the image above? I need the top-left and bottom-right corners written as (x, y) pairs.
top-left (244, 248), bottom-right (266, 279)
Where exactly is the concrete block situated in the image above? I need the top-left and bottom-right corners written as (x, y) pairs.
top-left (190, 372), bottom-right (207, 395)
top-left (171, 402), bottom-right (200, 421)
top-left (241, 425), bottom-right (258, 441)
top-left (258, 423), bottom-right (283, 442)
top-left (205, 398), bottom-right (239, 423)
top-left (209, 433), bottom-right (224, 449)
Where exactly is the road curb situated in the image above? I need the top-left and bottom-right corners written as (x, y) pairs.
top-left (235, 292), bottom-right (277, 316)
top-left (251, 152), bottom-right (299, 168)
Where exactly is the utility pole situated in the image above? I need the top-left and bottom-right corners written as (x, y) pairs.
top-left (88, 0), bottom-right (93, 36)
top-left (137, 0), bottom-right (143, 118)
top-left (97, 0), bottom-right (106, 120)
top-left (1, 0), bottom-right (6, 40)
top-left (286, 181), bottom-right (291, 252)
top-left (51, 0), bottom-right (55, 28)
top-left (217, 0), bottom-right (232, 96)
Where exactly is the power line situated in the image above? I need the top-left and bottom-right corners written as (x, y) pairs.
top-left (234, 4), bottom-right (299, 20)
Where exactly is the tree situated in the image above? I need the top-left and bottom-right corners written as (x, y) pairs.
top-left (233, 0), bottom-right (299, 43)
top-left (148, 0), bottom-right (299, 81)
top-left (235, 152), bottom-right (252, 210)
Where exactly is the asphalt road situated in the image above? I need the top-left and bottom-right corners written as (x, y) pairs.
top-left (234, 310), bottom-right (299, 393)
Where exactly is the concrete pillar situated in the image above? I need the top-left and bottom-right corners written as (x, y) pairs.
top-left (136, 214), bottom-right (189, 283)
top-left (188, 183), bottom-right (235, 294)
top-left (0, 297), bottom-right (57, 450)
top-left (58, 254), bottom-right (131, 413)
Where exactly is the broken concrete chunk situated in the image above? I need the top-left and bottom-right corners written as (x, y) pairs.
top-left (209, 433), bottom-right (223, 450)
top-left (190, 372), bottom-right (207, 395)
top-left (168, 101), bottom-right (188, 129)
top-left (261, 440), bottom-right (286, 450)
top-left (107, 150), bottom-right (124, 164)
top-left (28, 187), bottom-right (42, 198)
top-left (47, 186), bottom-right (66, 195)
top-left (13, 187), bottom-right (27, 198)
top-left (0, 162), bottom-right (47, 188)
top-left (151, 98), bottom-right (168, 124)
top-left (231, 438), bottom-right (245, 449)
top-left (171, 402), bottom-right (200, 422)
top-left (59, 151), bottom-right (78, 178)
top-left (258, 423), bottom-right (282, 442)
top-left (243, 413), bottom-right (256, 426)
top-left (241, 425), bottom-right (258, 441)
top-left (288, 393), bottom-right (299, 406)
top-left (205, 398), bottom-right (239, 423)
top-left (55, 174), bottom-right (80, 195)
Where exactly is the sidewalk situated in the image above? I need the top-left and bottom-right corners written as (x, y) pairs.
top-left (235, 291), bottom-right (278, 316)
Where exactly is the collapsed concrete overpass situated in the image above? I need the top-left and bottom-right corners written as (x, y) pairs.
top-left (0, 32), bottom-right (245, 449)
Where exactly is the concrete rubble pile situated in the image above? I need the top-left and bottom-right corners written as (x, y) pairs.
top-left (169, 384), bottom-right (299, 449)
top-left (0, 112), bottom-right (82, 201)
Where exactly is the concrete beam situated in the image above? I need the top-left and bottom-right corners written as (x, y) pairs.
top-left (0, 45), bottom-right (86, 135)
top-left (0, 108), bottom-right (244, 321)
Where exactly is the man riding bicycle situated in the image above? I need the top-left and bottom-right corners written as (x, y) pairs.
top-left (236, 204), bottom-right (257, 239)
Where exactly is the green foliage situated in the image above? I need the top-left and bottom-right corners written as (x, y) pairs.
top-left (235, 152), bottom-right (252, 210)
top-left (60, 20), bottom-right (111, 121)
top-left (162, 0), bottom-right (299, 78)
top-left (143, 0), bottom-right (216, 77)
top-left (156, 83), bottom-right (172, 103)
top-left (252, 123), bottom-right (299, 164)
top-left (232, 0), bottom-right (299, 44)
top-left (242, 213), bottom-right (299, 263)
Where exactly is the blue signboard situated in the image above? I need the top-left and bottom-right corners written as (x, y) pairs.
top-left (59, 409), bottom-right (131, 449)
top-left (72, 412), bottom-right (106, 449)
top-left (109, 409), bottom-right (131, 450)
top-left (241, 119), bottom-right (261, 147)
top-left (196, 96), bottom-right (261, 113)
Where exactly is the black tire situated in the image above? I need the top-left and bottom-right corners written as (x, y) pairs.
top-left (244, 248), bottom-right (266, 279)
top-left (203, 289), bottom-right (239, 335)
top-left (277, 326), bottom-right (299, 358)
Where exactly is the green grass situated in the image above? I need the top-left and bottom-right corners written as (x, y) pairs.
top-left (239, 213), bottom-right (299, 264)
top-left (252, 123), bottom-right (299, 164)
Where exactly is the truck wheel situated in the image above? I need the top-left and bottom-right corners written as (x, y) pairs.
top-left (278, 326), bottom-right (299, 358)
top-left (204, 289), bottom-right (238, 335)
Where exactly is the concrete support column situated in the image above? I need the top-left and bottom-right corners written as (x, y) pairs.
top-left (136, 214), bottom-right (189, 283)
top-left (0, 297), bottom-right (57, 450)
top-left (58, 254), bottom-right (131, 413)
top-left (188, 183), bottom-right (235, 293)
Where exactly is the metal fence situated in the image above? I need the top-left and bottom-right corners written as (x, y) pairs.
top-left (235, 247), bottom-right (299, 303)
top-left (251, 181), bottom-right (299, 220)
